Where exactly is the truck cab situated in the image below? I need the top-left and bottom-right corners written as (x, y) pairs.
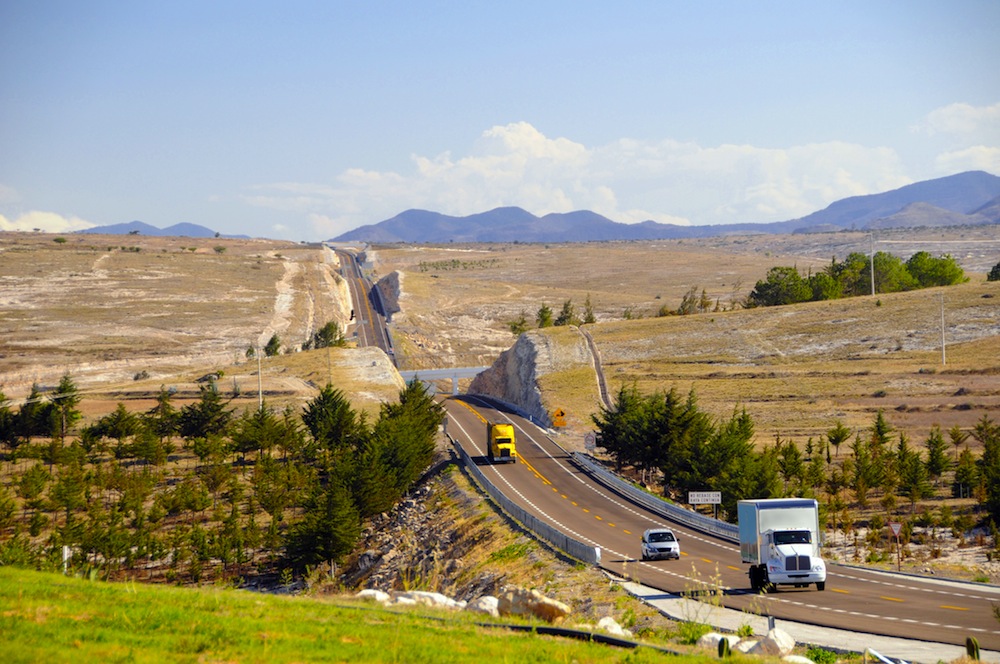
top-left (486, 422), bottom-right (516, 463)
top-left (759, 528), bottom-right (826, 591)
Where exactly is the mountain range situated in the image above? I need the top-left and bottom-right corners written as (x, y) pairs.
top-left (69, 170), bottom-right (1000, 243)
top-left (332, 170), bottom-right (1000, 243)
top-left (75, 220), bottom-right (249, 239)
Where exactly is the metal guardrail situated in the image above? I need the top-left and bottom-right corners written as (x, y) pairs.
top-left (571, 452), bottom-right (740, 543)
top-left (450, 436), bottom-right (601, 566)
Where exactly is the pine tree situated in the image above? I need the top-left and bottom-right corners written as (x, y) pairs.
top-left (178, 384), bottom-right (233, 440)
top-left (49, 373), bottom-right (82, 441)
top-left (286, 477), bottom-right (361, 573)
top-left (507, 311), bottom-right (530, 336)
top-left (591, 383), bottom-right (643, 471)
top-left (973, 415), bottom-right (1000, 522)
top-left (897, 435), bottom-right (932, 512)
top-left (826, 421), bottom-right (851, 458)
top-left (952, 448), bottom-right (978, 499)
top-left (145, 386), bottom-right (180, 442)
top-left (536, 303), bottom-right (554, 328)
top-left (554, 299), bottom-right (578, 326)
top-left (924, 425), bottom-right (950, 485)
top-left (948, 424), bottom-right (969, 463)
top-left (0, 390), bottom-right (17, 452)
top-left (777, 437), bottom-right (805, 493)
top-left (300, 384), bottom-right (367, 457)
top-left (582, 294), bottom-right (596, 324)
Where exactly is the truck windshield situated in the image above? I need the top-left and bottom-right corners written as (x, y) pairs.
top-left (774, 531), bottom-right (811, 545)
top-left (495, 438), bottom-right (512, 444)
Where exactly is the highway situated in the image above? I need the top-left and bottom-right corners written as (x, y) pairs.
top-left (334, 248), bottom-right (395, 363)
top-left (444, 395), bottom-right (1000, 651)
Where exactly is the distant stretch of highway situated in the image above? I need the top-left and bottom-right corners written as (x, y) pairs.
top-left (333, 248), bottom-right (395, 364)
top-left (444, 396), bottom-right (1000, 651)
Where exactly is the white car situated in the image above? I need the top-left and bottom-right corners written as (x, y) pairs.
top-left (641, 528), bottom-right (681, 561)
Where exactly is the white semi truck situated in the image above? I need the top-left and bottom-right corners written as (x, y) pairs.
top-left (737, 498), bottom-right (827, 592)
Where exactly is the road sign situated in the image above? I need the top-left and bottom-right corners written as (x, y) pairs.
top-left (688, 491), bottom-right (722, 505)
top-left (584, 431), bottom-right (596, 450)
top-left (889, 521), bottom-right (903, 571)
top-left (551, 408), bottom-right (567, 427)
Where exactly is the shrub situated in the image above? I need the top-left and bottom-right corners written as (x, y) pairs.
top-left (807, 647), bottom-right (839, 664)
top-left (675, 621), bottom-right (711, 644)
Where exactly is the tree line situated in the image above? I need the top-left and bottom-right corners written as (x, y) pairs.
top-left (591, 384), bottom-right (1000, 535)
top-left (0, 375), bottom-right (444, 581)
top-left (748, 251), bottom-right (967, 308)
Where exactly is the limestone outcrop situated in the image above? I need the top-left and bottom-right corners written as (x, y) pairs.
top-left (374, 270), bottom-right (402, 321)
top-left (467, 328), bottom-right (593, 426)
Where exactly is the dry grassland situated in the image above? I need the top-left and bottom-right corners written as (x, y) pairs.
top-left (0, 232), bottom-right (374, 418)
top-left (2, 227), bottom-right (998, 447)
top-left (372, 230), bottom-right (1000, 450)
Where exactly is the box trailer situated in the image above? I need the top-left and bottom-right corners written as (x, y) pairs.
top-left (738, 498), bottom-right (826, 592)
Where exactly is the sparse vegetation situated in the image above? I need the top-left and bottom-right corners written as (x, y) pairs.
top-left (0, 376), bottom-right (443, 583)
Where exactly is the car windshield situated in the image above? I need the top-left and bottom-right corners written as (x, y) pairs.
top-left (648, 531), bottom-right (675, 543)
top-left (774, 531), bottom-right (811, 545)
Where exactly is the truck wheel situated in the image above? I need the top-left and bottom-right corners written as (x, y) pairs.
top-left (749, 567), bottom-right (763, 593)
top-left (816, 582), bottom-right (825, 591)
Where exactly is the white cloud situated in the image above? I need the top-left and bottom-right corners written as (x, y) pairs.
top-left (935, 146), bottom-right (1000, 174)
top-left (914, 102), bottom-right (1000, 139)
top-left (242, 122), bottom-right (919, 238)
top-left (0, 210), bottom-right (95, 233)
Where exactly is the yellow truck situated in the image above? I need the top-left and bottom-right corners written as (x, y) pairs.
top-left (486, 421), bottom-right (516, 463)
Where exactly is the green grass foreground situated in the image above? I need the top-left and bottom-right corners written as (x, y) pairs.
top-left (0, 567), bottom-right (713, 663)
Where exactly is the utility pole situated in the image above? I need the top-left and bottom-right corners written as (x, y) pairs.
top-left (257, 346), bottom-right (263, 409)
top-left (940, 292), bottom-right (946, 366)
top-left (869, 233), bottom-right (876, 297)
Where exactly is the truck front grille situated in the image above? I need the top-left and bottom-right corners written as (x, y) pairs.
top-left (785, 555), bottom-right (810, 571)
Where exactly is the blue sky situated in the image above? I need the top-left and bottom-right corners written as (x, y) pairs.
top-left (2, 1), bottom-right (998, 241)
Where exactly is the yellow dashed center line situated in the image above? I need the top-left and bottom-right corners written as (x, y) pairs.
top-left (831, 588), bottom-right (849, 594)
top-left (700, 557), bottom-right (713, 564)
top-left (623, 530), bottom-right (632, 535)
top-left (517, 456), bottom-right (551, 485)
top-left (727, 565), bottom-right (741, 572)
top-left (608, 523), bottom-right (616, 528)
top-left (595, 515), bottom-right (603, 521)
top-left (880, 596), bottom-right (904, 603)
top-left (940, 605), bottom-right (969, 611)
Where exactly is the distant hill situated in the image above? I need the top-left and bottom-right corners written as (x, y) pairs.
top-left (332, 170), bottom-right (1000, 243)
top-left (76, 221), bottom-right (250, 239)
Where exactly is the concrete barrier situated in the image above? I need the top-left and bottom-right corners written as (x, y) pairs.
top-left (450, 436), bottom-right (601, 566)
top-left (571, 452), bottom-right (739, 543)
